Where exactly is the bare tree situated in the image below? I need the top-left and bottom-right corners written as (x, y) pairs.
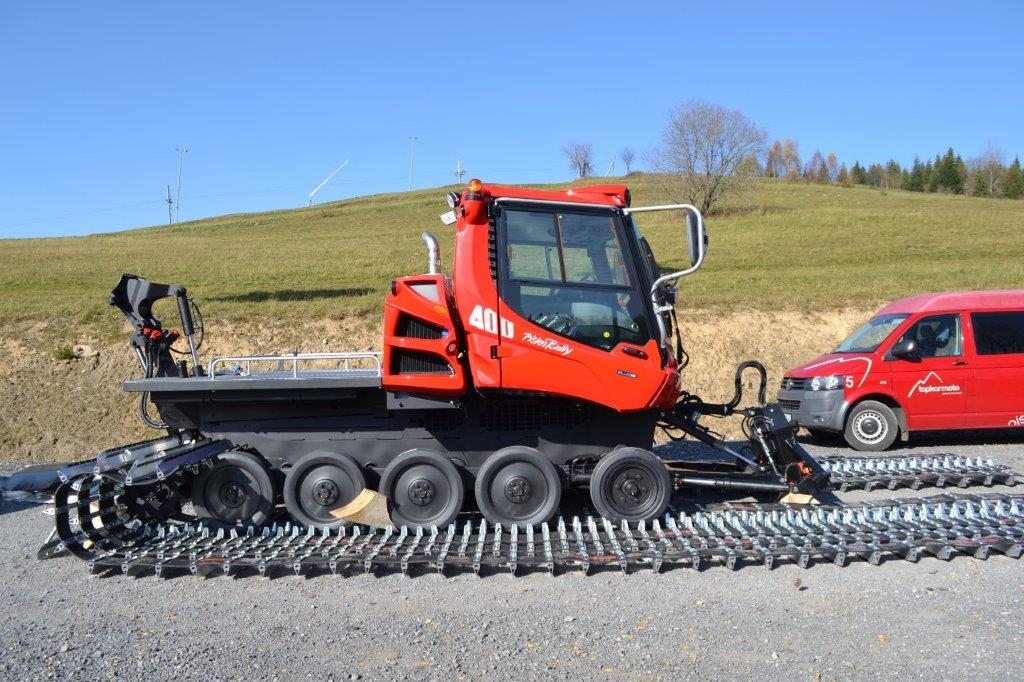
top-left (825, 152), bottom-right (839, 183)
top-left (651, 100), bottom-right (768, 214)
top-left (619, 147), bottom-right (636, 174)
top-left (805, 150), bottom-right (827, 183)
top-left (765, 140), bottom-right (784, 178)
top-left (978, 141), bottom-right (1004, 197)
top-left (562, 143), bottom-right (594, 178)
top-left (781, 139), bottom-right (801, 181)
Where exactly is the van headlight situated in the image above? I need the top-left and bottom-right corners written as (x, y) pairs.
top-left (809, 375), bottom-right (845, 391)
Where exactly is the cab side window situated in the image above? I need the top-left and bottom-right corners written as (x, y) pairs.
top-left (971, 312), bottom-right (1024, 355)
top-left (896, 314), bottom-right (962, 358)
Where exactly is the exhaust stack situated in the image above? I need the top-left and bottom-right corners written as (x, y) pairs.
top-left (421, 231), bottom-right (441, 274)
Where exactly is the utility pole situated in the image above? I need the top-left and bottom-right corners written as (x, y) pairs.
top-left (407, 136), bottom-right (417, 191)
top-left (174, 146), bottom-right (189, 223)
top-left (455, 157), bottom-right (466, 184)
top-left (165, 185), bottom-right (174, 224)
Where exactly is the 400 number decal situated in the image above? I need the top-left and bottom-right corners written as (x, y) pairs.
top-left (468, 305), bottom-right (514, 338)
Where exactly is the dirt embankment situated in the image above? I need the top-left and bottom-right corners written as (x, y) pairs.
top-left (0, 309), bottom-right (869, 462)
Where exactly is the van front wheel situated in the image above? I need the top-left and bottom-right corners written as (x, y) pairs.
top-left (844, 401), bottom-right (899, 451)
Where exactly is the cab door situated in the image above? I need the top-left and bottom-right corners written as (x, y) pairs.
top-left (966, 310), bottom-right (1024, 428)
top-left (492, 205), bottom-right (664, 411)
top-left (887, 313), bottom-right (973, 430)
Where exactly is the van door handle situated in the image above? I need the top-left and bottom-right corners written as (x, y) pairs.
top-left (953, 360), bottom-right (968, 366)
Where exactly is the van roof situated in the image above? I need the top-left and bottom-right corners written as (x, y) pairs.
top-left (877, 290), bottom-right (1024, 315)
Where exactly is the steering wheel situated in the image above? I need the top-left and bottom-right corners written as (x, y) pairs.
top-left (532, 312), bottom-right (577, 336)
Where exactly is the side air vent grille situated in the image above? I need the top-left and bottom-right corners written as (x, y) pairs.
top-left (396, 314), bottom-right (445, 340)
top-left (390, 350), bottom-right (453, 375)
top-left (409, 410), bottom-right (466, 431)
top-left (479, 402), bottom-right (593, 432)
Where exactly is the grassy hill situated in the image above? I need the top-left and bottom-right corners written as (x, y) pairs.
top-left (2, 175), bottom-right (1022, 461)
top-left (2, 175), bottom-right (1022, 343)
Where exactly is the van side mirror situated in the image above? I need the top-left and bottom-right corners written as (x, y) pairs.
top-left (685, 211), bottom-right (706, 268)
top-left (891, 338), bottom-right (920, 361)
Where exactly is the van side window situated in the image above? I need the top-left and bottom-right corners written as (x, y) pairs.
top-left (895, 314), bottom-right (961, 358)
top-left (971, 312), bottom-right (1024, 355)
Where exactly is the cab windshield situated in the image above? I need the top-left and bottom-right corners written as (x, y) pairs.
top-left (500, 208), bottom-right (650, 350)
top-left (834, 314), bottom-right (909, 353)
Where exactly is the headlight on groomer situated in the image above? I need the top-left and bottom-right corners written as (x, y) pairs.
top-left (809, 375), bottom-right (845, 391)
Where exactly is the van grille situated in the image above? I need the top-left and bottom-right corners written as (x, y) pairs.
top-left (780, 377), bottom-right (807, 391)
top-left (778, 399), bottom-right (801, 411)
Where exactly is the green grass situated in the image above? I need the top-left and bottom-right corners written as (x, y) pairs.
top-left (1, 175), bottom-right (1022, 341)
top-left (51, 344), bottom-right (76, 361)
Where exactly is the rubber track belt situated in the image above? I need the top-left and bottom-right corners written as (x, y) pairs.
top-left (47, 489), bottom-right (1024, 577)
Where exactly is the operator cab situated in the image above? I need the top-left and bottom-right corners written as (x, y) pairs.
top-left (497, 206), bottom-right (652, 352)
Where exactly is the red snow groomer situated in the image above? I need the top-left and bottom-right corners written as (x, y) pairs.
top-left (27, 180), bottom-right (832, 540)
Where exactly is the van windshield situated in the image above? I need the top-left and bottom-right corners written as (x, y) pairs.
top-left (834, 314), bottom-right (909, 353)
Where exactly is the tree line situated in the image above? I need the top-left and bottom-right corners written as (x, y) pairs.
top-left (765, 140), bottom-right (1023, 199)
top-left (561, 101), bottom-right (1023, 214)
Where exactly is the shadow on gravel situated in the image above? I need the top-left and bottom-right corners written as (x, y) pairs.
top-left (0, 498), bottom-right (43, 517)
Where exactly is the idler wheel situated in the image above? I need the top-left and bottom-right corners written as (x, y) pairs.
top-left (474, 446), bottom-right (562, 526)
top-left (191, 451), bottom-right (275, 529)
top-left (380, 450), bottom-right (464, 530)
top-left (589, 448), bottom-right (671, 523)
top-left (283, 451), bottom-right (366, 530)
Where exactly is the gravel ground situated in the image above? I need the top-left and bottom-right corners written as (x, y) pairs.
top-left (2, 435), bottom-right (1022, 681)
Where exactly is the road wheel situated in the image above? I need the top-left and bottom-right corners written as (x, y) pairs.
top-left (589, 448), bottom-right (671, 523)
top-left (191, 451), bottom-right (275, 529)
top-left (475, 447), bottom-right (562, 526)
top-left (844, 400), bottom-right (899, 451)
top-left (381, 450), bottom-right (464, 530)
top-left (283, 451), bottom-right (366, 530)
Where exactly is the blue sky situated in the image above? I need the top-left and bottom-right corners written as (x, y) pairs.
top-left (1, 2), bottom-right (1021, 238)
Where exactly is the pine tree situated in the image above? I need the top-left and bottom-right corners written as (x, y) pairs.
top-left (1004, 156), bottom-right (1024, 199)
top-left (851, 161), bottom-right (866, 185)
top-left (837, 163), bottom-right (851, 186)
top-left (971, 169), bottom-right (989, 197)
top-left (953, 154), bottom-right (968, 194)
top-left (927, 156), bottom-right (940, 192)
top-left (908, 157), bottom-right (925, 192)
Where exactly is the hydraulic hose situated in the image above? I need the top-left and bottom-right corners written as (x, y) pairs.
top-left (139, 346), bottom-right (167, 429)
top-left (728, 360), bottom-right (768, 408)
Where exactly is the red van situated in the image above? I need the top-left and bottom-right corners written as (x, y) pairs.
top-left (778, 291), bottom-right (1024, 451)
